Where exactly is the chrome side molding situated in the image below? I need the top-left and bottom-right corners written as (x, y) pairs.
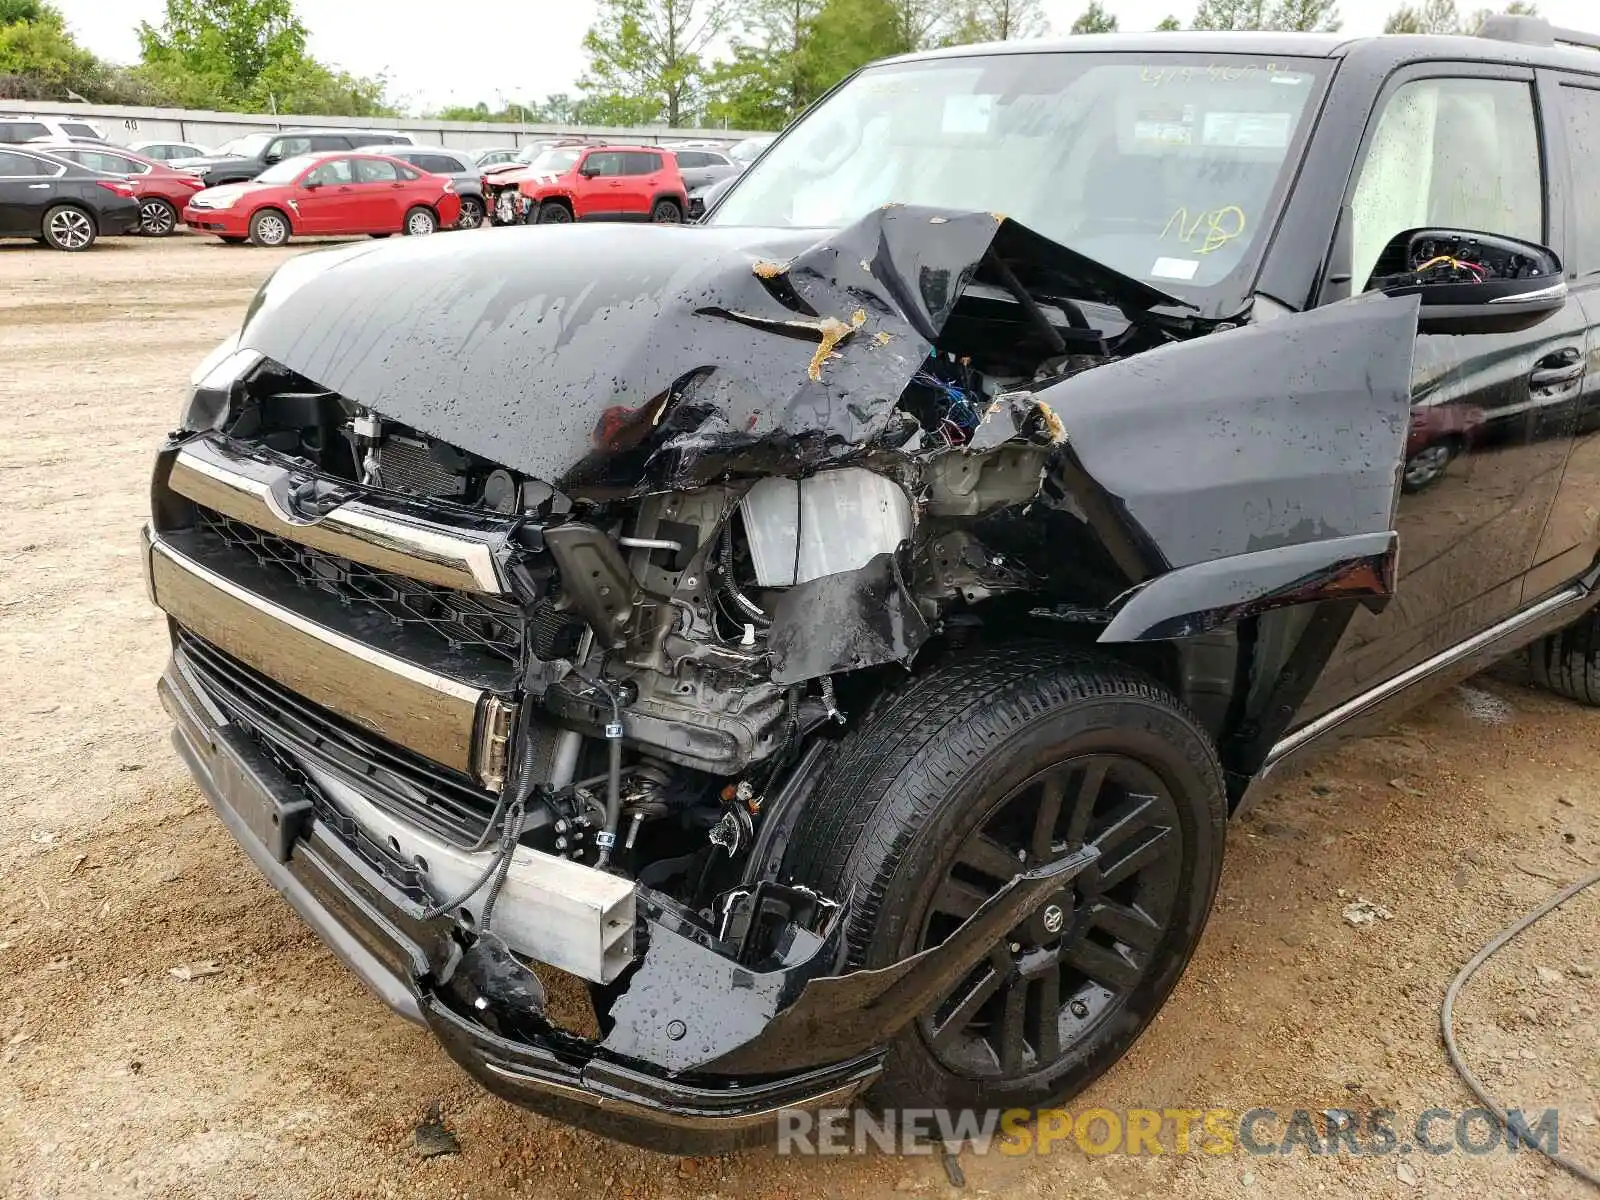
top-left (168, 437), bottom-right (507, 594)
top-left (1263, 583), bottom-right (1589, 771)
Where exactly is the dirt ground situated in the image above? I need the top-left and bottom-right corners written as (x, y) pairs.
top-left (0, 235), bottom-right (1596, 1200)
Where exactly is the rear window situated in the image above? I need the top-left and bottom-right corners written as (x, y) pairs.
top-left (0, 121), bottom-right (49, 143)
top-left (61, 122), bottom-right (98, 139)
top-left (623, 151), bottom-right (662, 175)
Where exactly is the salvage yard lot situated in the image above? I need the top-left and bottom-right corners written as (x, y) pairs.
top-left (0, 235), bottom-right (1596, 1200)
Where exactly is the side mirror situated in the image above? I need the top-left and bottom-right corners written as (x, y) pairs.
top-left (1366, 228), bottom-right (1566, 335)
top-left (262, 151), bottom-right (281, 165)
top-left (303, 178), bottom-right (322, 190)
top-left (578, 163), bottom-right (599, 177)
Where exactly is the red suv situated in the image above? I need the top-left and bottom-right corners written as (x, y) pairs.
top-left (483, 145), bottom-right (687, 226)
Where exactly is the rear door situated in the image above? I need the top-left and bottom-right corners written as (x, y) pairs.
top-left (1302, 65), bottom-right (1587, 713)
top-left (618, 151), bottom-right (662, 215)
top-left (0, 149), bottom-right (63, 234)
top-left (1524, 71), bottom-right (1600, 598)
top-left (352, 156), bottom-right (408, 230)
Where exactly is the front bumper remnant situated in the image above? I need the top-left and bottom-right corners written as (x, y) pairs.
top-left (158, 643), bottom-right (1097, 1152)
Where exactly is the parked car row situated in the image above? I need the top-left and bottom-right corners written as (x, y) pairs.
top-left (0, 118), bottom-right (781, 248)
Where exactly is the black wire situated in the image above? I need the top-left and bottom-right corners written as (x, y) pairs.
top-left (418, 798), bottom-right (526, 921)
top-left (1441, 866), bottom-right (1600, 1190)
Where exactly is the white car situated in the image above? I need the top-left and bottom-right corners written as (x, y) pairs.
top-left (131, 140), bottom-right (211, 163)
top-left (0, 115), bottom-right (107, 144)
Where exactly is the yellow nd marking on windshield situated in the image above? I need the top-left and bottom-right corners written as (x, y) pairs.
top-left (1161, 205), bottom-right (1247, 254)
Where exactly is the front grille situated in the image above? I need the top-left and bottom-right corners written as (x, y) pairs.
top-left (179, 629), bottom-right (499, 847)
top-left (196, 506), bottom-right (523, 664)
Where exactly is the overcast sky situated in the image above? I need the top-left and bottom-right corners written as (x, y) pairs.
top-left (48, 0), bottom-right (1600, 114)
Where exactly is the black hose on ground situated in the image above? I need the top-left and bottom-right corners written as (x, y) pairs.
top-left (1441, 866), bottom-right (1600, 1191)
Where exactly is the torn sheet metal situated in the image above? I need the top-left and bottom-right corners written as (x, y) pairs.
top-left (233, 207), bottom-right (1186, 494)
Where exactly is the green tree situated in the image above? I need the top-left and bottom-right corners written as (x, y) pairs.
top-left (1069, 1), bottom-right (1115, 33)
top-left (134, 0), bottom-right (390, 115)
top-left (1267, 0), bottom-right (1340, 29)
top-left (704, 43), bottom-right (790, 128)
top-left (1155, 14), bottom-right (1183, 28)
top-left (948, 0), bottom-right (1047, 42)
top-left (0, 3), bottom-right (99, 99)
top-left (804, 0), bottom-right (904, 84)
top-left (580, 0), bottom-right (731, 127)
top-left (1191, 0), bottom-right (1268, 29)
top-left (1383, 0), bottom-right (1534, 33)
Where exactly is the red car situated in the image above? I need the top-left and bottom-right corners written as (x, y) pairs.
top-left (483, 145), bottom-right (688, 226)
top-left (182, 151), bottom-right (462, 247)
top-left (33, 142), bottom-right (206, 237)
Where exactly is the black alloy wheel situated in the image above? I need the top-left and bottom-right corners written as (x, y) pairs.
top-left (781, 643), bottom-right (1226, 1113)
top-left (918, 755), bottom-right (1183, 1080)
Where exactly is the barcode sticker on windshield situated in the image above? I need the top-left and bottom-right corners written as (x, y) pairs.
top-left (1203, 111), bottom-right (1292, 148)
top-left (1152, 257), bottom-right (1199, 281)
top-left (942, 94), bottom-right (994, 134)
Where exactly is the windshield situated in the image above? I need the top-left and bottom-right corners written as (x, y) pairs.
top-left (710, 52), bottom-right (1329, 311)
top-left (255, 155), bottom-right (318, 184)
top-left (214, 133), bottom-right (274, 159)
top-left (528, 148), bottom-right (583, 173)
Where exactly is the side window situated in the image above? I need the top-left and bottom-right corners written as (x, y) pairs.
top-left (0, 121), bottom-right (50, 142)
top-left (395, 164), bottom-right (420, 181)
top-left (414, 154), bottom-right (454, 173)
top-left (625, 151), bottom-right (662, 175)
top-left (583, 151), bottom-right (624, 177)
top-left (61, 123), bottom-right (98, 139)
top-left (272, 136), bottom-right (312, 159)
top-left (355, 157), bottom-right (401, 183)
top-left (309, 135), bottom-right (350, 152)
top-left (0, 149), bottom-right (53, 176)
top-left (1560, 85), bottom-right (1600, 276)
top-left (1350, 76), bottom-right (1543, 290)
top-left (676, 151), bottom-right (709, 168)
top-left (304, 158), bottom-right (355, 186)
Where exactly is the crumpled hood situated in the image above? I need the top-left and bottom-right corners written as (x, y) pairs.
top-left (237, 206), bottom-right (1188, 493)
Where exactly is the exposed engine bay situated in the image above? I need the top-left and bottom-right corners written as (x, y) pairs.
top-left (179, 211), bottom-right (1211, 936)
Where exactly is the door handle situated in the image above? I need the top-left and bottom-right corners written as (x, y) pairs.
top-left (28, 183), bottom-right (50, 189)
top-left (1531, 348), bottom-right (1585, 391)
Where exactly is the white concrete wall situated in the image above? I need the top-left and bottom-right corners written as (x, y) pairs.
top-left (0, 98), bottom-right (760, 152)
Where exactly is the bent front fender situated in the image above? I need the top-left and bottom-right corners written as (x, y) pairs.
top-left (1039, 293), bottom-right (1420, 640)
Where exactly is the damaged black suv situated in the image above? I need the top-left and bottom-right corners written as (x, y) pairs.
top-left (145, 19), bottom-right (1600, 1150)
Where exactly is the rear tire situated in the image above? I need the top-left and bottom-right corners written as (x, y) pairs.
top-left (456, 195), bottom-right (484, 229)
top-left (1529, 609), bottom-right (1600, 705)
top-left (403, 205), bottom-right (437, 236)
top-left (782, 643), bottom-right (1226, 1114)
top-left (41, 204), bottom-right (96, 251)
top-left (650, 199), bottom-right (682, 224)
top-left (138, 197), bottom-right (178, 237)
top-left (247, 208), bottom-right (290, 247)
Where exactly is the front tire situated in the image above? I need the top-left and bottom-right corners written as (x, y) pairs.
top-left (456, 195), bottom-right (484, 229)
top-left (403, 205), bottom-right (438, 236)
top-left (247, 208), bottom-right (290, 247)
top-left (782, 644), bottom-right (1226, 1113)
top-left (537, 201), bottom-right (573, 225)
top-left (42, 204), bottom-right (96, 251)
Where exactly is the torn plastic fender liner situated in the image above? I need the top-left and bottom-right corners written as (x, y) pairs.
top-left (595, 846), bottom-right (1097, 1076)
top-left (1034, 293), bottom-right (1421, 637)
top-left (231, 208), bottom-right (1187, 494)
